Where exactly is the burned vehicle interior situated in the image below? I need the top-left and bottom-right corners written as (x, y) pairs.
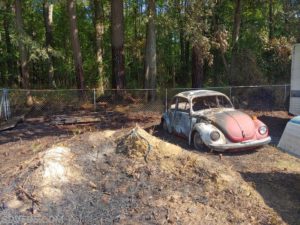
top-left (192, 95), bottom-right (233, 111)
top-left (170, 95), bottom-right (233, 113)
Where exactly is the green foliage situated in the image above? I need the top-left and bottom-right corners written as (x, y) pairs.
top-left (0, 0), bottom-right (299, 89)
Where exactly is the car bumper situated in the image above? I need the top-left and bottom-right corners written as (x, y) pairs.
top-left (209, 136), bottom-right (271, 152)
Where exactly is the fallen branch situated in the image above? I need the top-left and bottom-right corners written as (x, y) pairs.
top-left (17, 186), bottom-right (40, 206)
top-left (50, 116), bottom-right (102, 125)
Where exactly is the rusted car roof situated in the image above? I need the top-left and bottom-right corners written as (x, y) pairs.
top-left (175, 90), bottom-right (226, 99)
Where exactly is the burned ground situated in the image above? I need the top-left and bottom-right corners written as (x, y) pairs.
top-left (150, 110), bottom-right (300, 225)
top-left (0, 110), bottom-right (299, 225)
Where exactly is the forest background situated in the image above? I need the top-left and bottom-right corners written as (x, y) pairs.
top-left (0, 0), bottom-right (299, 94)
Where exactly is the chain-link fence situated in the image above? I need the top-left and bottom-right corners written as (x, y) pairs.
top-left (167, 84), bottom-right (291, 111)
top-left (0, 84), bottom-right (291, 121)
top-left (0, 89), bottom-right (166, 122)
top-left (1, 89), bottom-right (95, 118)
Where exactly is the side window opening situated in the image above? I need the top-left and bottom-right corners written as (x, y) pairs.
top-left (170, 98), bottom-right (177, 110)
top-left (192, 95), bottom-right (233, 111)
top-left (177, 98), bottom-right (190, 113)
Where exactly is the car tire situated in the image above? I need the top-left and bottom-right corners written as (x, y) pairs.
top-left (193, 132), bottom-right (208, 151)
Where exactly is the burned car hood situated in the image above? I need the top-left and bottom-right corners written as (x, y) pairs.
top-left (200, 109), bottom-right (256, 142)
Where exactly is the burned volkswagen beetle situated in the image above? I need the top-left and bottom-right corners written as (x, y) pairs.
top-left (161, 90), bottom-right (271, 151)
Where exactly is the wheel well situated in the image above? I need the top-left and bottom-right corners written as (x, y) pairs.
top-left (160, 118), bottom-right (165, 126)
top-left (191, 130), bottom-right (198, 144)
top-left (191, 130), bottom-right (209, 151)
top-left (161, 118), bottom-right (167, 129)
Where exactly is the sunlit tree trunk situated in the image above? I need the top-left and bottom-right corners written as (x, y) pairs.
top-left (179, 0), bottom-right (190, 86)
top-left (213, 0), bottom-right (228, 75)
top-left (191, 45), bottom-right (204, 88)
top-left (232, 0), bottom-right (241, 52)
top-left (133, 0), bottom-right (142, 87)
top-left (92, 0), bottom-right (104, 92)
top-left (15, 0), bottom-right (29, 88)
top-left (3, 2), bottom-right (14, 85)
top-left (67, 0), bottom-right (84, 90)
top-left (111, 0), bottom-right (125, 89)
top-left (43, 0), bottom-right (55, 88)
top-left (230, 0), bottom-right (242, 84)
top-left (144, 0), bottom-right (157, 101)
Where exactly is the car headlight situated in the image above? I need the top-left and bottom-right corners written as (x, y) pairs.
top-left (258, 126), bottom-right (267, 135)
top-left (210, 131), bottom-right (220, 141)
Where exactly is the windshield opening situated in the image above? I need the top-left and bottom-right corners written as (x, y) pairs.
top-left (192, 95), bottom-right (233, 111)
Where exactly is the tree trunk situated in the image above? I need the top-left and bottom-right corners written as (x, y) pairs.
top-left (43, 0), bottom-right (55, 88)
top-left (213, 0), bottom-right (229, 75)
top-left (184, 0), bottom-right (190, 77)
top-left (67, 0), bottom-right (84, 90)
top-left (185, 40), bottom-right (190, 75)
top-left (232, 0), bottom-right (241, 52)
top-left (283, 1), bottom-right (290, 34)
top-left (172, 63), bottom-right (176, 88)
top-left (178, 0), bottom-right (190, 86)
top-left (3, 2), bottom-right (14, 85)
top-left (230, 0), bottom-right (242, 84)
top-left (92, 0), bottom-right (104, 92)
top-left (111, 0), bottom-right (125, 89)
top-left (15, 0), bottom-right (29, 88)
top-left (191, 46), bottom-right (204, 88)
top-left (268, 0), bottom-right (274, 40)
top-left (133, 0), bottom-right (141, 87)
top-left (180, 33), bottom-right (190, 77)
top-left (144, 0), bottom-right (157, 101)
top-left (221, 53), bottom-right (229, 74)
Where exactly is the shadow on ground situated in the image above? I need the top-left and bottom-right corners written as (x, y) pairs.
top-left (241, 172), bottom-right (300, 225)
top-left (258, 115), bottom-right (290, 138)
top-left (0, 111), bottom-right (160, 145)
top-left (151, 125), bottom-right (300, 225)
top-left (150, 125), bottom-right (259, 156)
top-left (0, 119), bottom-right (70, 145)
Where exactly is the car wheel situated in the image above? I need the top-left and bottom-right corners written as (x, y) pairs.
top-left (193, 132), bottom-right (208, 151)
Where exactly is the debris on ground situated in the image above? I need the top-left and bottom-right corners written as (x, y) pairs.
top-left (0, 116), bottom-right (24, 132)
top-left (0, 126), bottom-right (287, 224)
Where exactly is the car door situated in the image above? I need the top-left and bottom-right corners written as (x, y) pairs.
top-left (167, 97), bottom-right (177, 129)
top-left (172, 97), bottom-right (191, 137)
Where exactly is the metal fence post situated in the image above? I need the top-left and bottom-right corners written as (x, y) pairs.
top-left (93, 88), bottom-right (96, 111)
top-left (0, 89), bottom-right (11, 121)
top-left (284, 84), bottom-right (287, 103)
top-left (229, 87), bottom-right (232, 100)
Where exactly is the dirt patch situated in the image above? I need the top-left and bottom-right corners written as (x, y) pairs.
top-left (206, 146), bottom-right (300, 225)
top-left (0, 110), bottom-right (298, 224)
top-left (152, 123), bottom-right (300, 225)
top-left (0, 127), bottom-right (286, 224)
top-left (0, 110), bottom-right (160, 222)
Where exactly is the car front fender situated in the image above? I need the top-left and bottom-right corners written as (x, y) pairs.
top-left (189, 123), bottom-right (226, 146)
